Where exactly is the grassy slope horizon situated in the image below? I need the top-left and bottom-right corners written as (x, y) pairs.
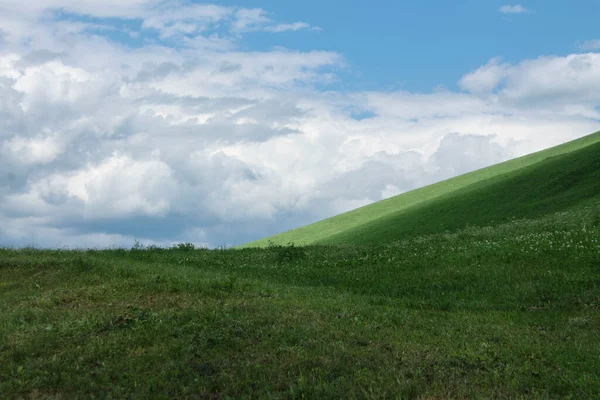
top-left (241, 130), bottom-right (600, 248)
top-left (2, 198), bottom-right (599, 398)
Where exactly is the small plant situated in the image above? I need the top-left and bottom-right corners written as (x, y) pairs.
top-left (268, 241), bottom-right (306, 264)
top-left (174, 242), bottom-right (196, 252)
top-left (591, 210), bottom-right (600, 228)
top-left (131, 240), bottom-right (144, 251)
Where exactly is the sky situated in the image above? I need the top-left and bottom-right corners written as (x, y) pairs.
top-left (1, 1), bottom-right (600, 249)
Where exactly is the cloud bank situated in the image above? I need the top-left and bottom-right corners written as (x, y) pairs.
top-left (0, 1), bottom-right (599, 248)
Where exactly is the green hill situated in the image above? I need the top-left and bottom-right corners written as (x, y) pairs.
top-left (2, 197), bottom-right (600, 398)
top-left (242, 131), bottom-right (600, 247)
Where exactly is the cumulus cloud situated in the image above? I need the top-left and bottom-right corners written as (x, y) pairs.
top-left (459, 58), bottom-right (508, 94)
top-left (0, 1), bottom-right (599, 248)
top-left (461, 54), bottom-right (600, 109)
top-left (498, 5), bottom-right (529, 14)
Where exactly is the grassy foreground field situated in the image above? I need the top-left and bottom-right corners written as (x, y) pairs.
top-left (2, 201), bottom-right (600, 398)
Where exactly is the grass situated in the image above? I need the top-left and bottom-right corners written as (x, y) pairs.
top-left (2, 132), bottom-right (600, 398)
top-left (1, 201), bottom-right (600, 398)
top-left (241, 130), bottom-right (600, 247)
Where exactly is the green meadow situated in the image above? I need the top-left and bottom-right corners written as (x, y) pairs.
top-left (1, 131), bottom-right (600, 398)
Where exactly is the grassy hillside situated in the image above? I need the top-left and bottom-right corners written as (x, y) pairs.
top-left (2, 202), bottom-right (600, 398)
top-left (242, 130), bottom-right (600, 247)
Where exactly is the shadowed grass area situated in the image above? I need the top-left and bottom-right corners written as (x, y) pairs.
top-left (241, 130), bottom-right (600, 248)
top-left (1, 201), bottom-right (600, 398)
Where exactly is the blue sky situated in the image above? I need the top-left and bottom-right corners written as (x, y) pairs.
top-left (214, 0), bottom-right (600, 91)
top-left (0, 1), bottom-right (599, 248)
top-left (54, 0), bottom-right (600, 91)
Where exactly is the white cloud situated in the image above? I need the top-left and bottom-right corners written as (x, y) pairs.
top-left (459, 58), bottom-right (508, 94)
top-left (580, 40), bottom-right (600, 51)
top-left (463, 54), bottom-right (600, 107)
top-left (231, 9), bottom-right (317, 34)
top-left (232, 8), bottom-right (271, 32)
top-left (0, 0), bottom-right (316, 44)
top-left (266, 22), bottom-right (317, 33)
top-left (0, 2), bottom-right (599, 248)
top-left (140, 3), bottom-right (233, 39)
top-left (498, 4), bottom-right (529, 14)
top-left (0, 0), bottom-right (158, 19)
top-left (3, 133), bottom-right (63, 165)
